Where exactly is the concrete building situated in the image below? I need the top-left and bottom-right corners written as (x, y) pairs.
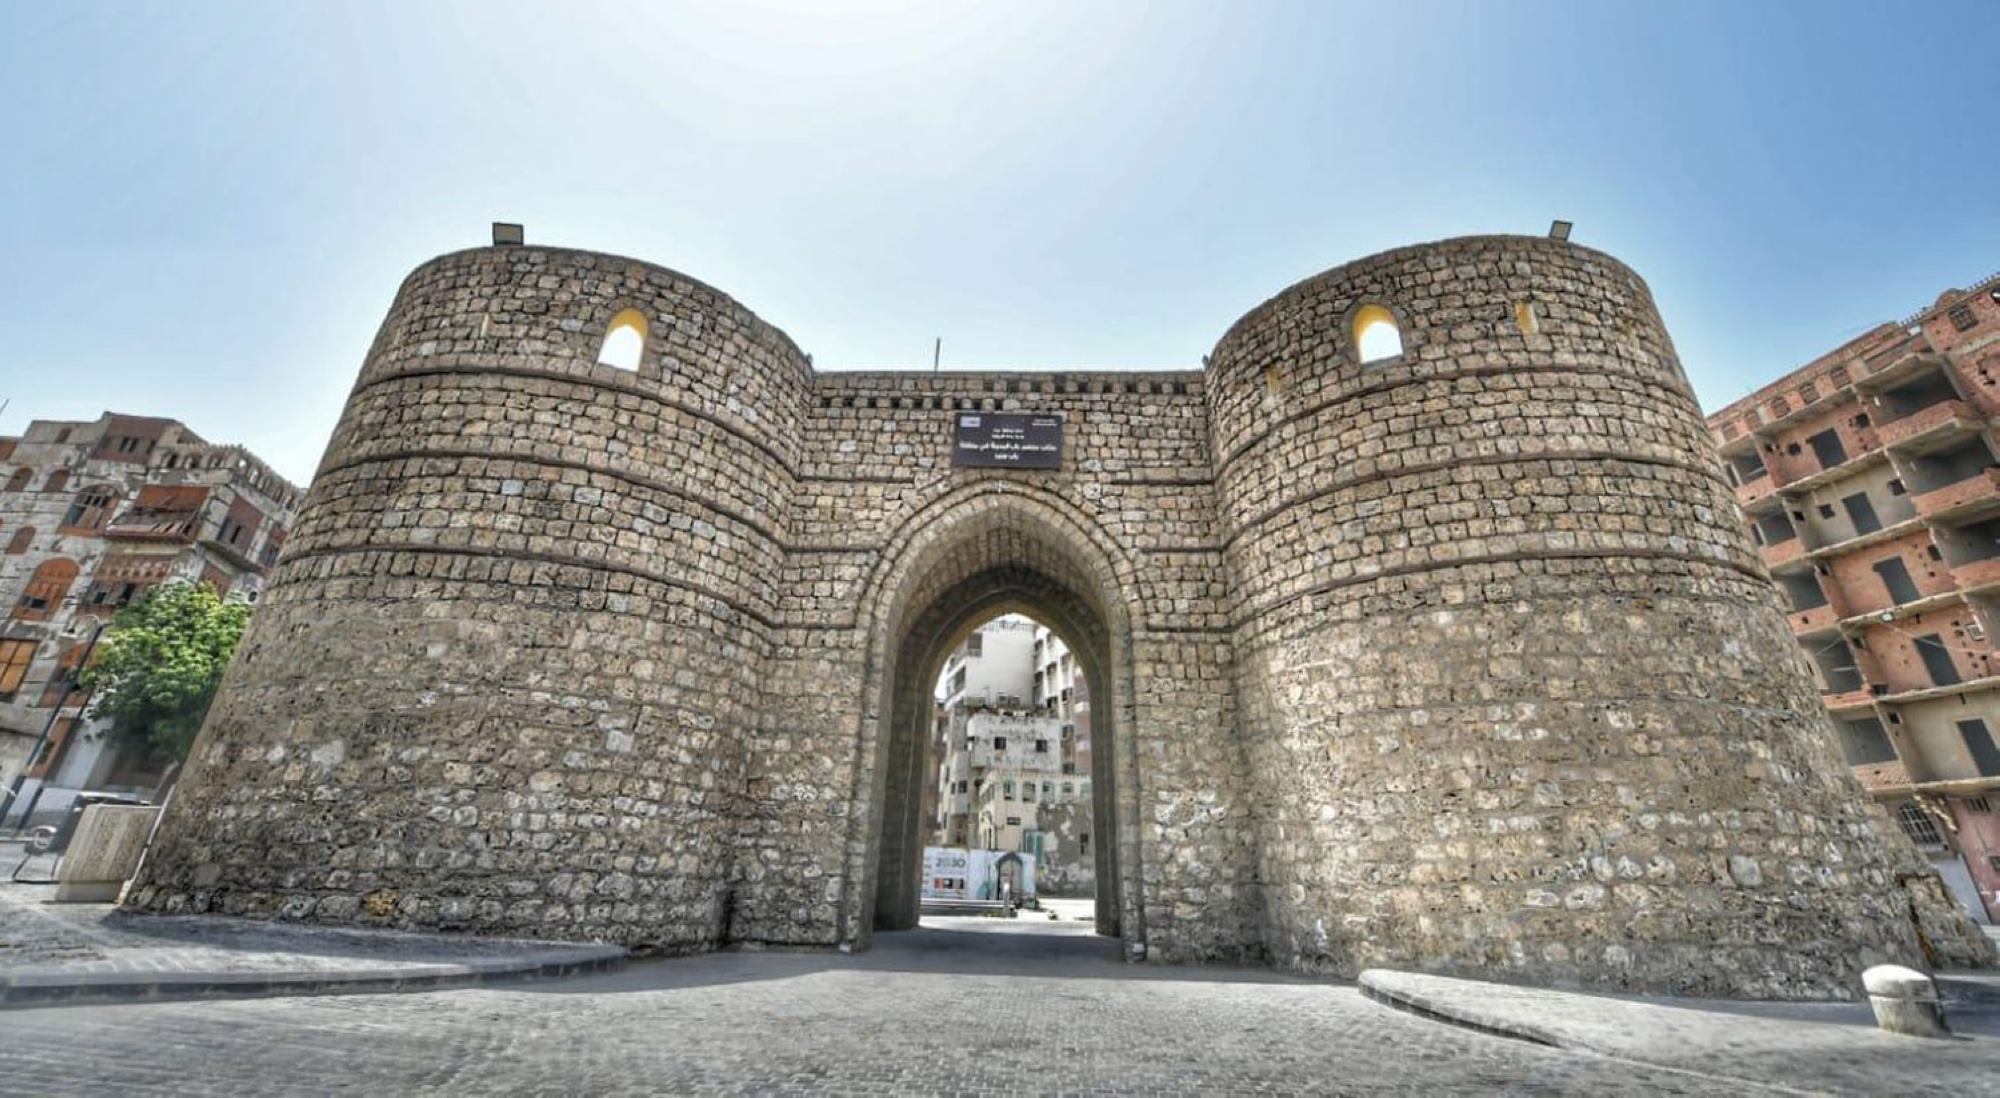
top-left (130, 234), bottom-right (1994, 997)
top-left (937, 616), bottom-right (1036, 711)
top-left (1708, 274), bottom-right (2000, 923)
top-left (0, 413), bottom-right (302, 823)
top-left (1031, 623), bottom-right (1091, 780)
top-left (930, 618), bottom-right (1094, 890)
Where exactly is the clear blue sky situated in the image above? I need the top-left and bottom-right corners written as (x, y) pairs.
top-left (2, 1), bottom-right (1996, 485)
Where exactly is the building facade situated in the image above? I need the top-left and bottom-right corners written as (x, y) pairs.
top-left (931, 617), bottom-right (1092, 884)
top-left (1031, 623), bottom-right (1091, 783)
top-left (1708, 274), bottom-right (2000, 923)
top-left (0, 413), bottom-right (302, 822)
top-left (128, 234), bottom-right (1993, 998)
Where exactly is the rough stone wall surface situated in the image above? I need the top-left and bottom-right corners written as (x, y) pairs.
top-left (128, 236), bottom-right (1988, 996)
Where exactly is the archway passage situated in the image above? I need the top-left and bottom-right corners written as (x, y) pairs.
top-left (860, 503), bottom-right (1136, 947)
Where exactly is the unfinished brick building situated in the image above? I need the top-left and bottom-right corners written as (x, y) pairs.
top-left (1707, 273), bottom-right (2000, 926)
top-left (128, 233), bottom-right (1992, 998)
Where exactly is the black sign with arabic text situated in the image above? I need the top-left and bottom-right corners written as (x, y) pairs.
top-left (952, 413), bottom-right (1063, 469)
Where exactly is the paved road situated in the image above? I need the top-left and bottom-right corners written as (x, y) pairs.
top-left (0, 916), bottom-right (1841, 1096)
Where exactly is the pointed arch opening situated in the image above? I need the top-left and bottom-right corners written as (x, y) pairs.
top-left (853, 493), bottom-right (1139, 954)
top-left (1353, 302), bottom-right (1404, 364)
top-left (596, 308), bottom-right (648, 371)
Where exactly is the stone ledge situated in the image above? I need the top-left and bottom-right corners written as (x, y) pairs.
top-left (0, 943), bottom-right (626, 1010)
top-left (1358, 968), bottom-right (2000, 1096)
top-left (1359, 969), bottom-right (1566, 1047)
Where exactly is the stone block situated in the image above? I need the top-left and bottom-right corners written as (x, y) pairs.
top-left (55, 805), bottom-right (162, 903)
top-left (1862, 964), bottom-right (1950, 1038)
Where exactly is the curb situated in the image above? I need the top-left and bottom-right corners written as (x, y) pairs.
top-left (1357, 969), bottom-right (1565, 1048)
top-left (0, 945), bottom-right (626, 1010)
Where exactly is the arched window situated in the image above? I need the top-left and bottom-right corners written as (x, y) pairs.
top-left (42, 469), bottom-right (70, 492)
top-left (6, 526), bottom-right (34, 555)
top-left (4, 469), bottom-right (30, 492)
top-left (14, 558), bottom-right (78, 621)
top-left (596, 308), bottom-right (648, 371)
top-left (59, 486), bottom-right (120, 532)
top-left (1353, 303), bottom-right (1404, 364)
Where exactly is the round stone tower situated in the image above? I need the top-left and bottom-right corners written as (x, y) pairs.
top-left (1206, 235), bottom-right (1941, 997)
top-left (127, 246), bottom-right (810, 949)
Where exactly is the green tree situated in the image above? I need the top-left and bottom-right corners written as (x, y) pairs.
top-left (80, 580), bottom-right (251, 762)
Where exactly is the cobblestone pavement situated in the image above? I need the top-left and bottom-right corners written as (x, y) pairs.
top-left (1363, 968), bottom-right (2000, 1097)
top-left (0, 858), bottom-right (618, 1001)
top-left (0, 882), bottom-right (609, 976)
top-left (5, 916), bottom-right (1976, 1096)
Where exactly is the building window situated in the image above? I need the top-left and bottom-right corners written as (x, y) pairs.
top-left (1912, 633), bottom-right (1961, 687)
top-left (1003, 781), bottom-right (1015, 800)
top-left (1966, 796), bottom-right (1994, 814)
top-left (595, 308), bottom-right (647, 371)
top-left (60, 487), bottom-right (119, 531)
top-left (993, 737), bottom-right (1006, 751)
top-left (13, 559), bottom-right (78, 621)
top-left (1023, 785), bottom-right (1035, 801)
top-left (1514, 300), bottom-right (1539, 337)
top-left (5, 527), bottom-right (33, 555)
top-left (1960, 719), bottom-right (2000, 777)
top-left (4, 469), bottom-right (29, 492)
top-left (1948, 303), bottom-right (1978, 332)
top-left (1896, 801), bottom-right (1944, 847)
top-left (1888, 479), bottom-right (1906, 496)
top-left (41, 469), bottom-right (69, 492)
top-left (1841, 492), bottom-right (1882, 535)
top-left (1836, 717), bottom-right (1897, 766)
top-left (1872, 558), bottom-right (1920, 605)
top-left (1035, 739), bottom-right (1048, 753)
top-left (966, 632), bottom-right (983, 657)
top-left (0, 638), bottom-right (35, 698)
top-left (1352, 304), bottom-right (1403, 364)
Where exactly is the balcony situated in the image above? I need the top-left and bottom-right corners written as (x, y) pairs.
top-left (1822, 686), bottom-right (1877, 713)
top-left (1860, 342), bottom-right (1948, 388)
top-left (1878, 399), bottom-right (1983, 452)
top-left (1913, 468), bottom-right (2000, 521)
top-left (1787, 604), bottom-right (1842, 637)
top-left (1952, 557), bottom-right (2000, 593)
top-left (1850, 760), bottom-right (1912, 795)
top-left (1761, 537), bottom-right (1809, 572)
top-left (1875, 672), bottom-right (2000, 707)
top-left (1734, 471), bottom-right (1778, 508)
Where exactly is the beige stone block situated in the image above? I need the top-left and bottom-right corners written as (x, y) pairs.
top-left (55, 805), bottom-right (161, 903)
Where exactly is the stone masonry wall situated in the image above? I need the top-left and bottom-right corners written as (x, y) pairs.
top-left (129, 235), bottom-right (1989, 995)
top-left (1207, 237), bottom-right (1980, 996)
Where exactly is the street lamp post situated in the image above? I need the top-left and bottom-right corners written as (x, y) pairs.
top-left (0, 612), bottom-right (109, 832)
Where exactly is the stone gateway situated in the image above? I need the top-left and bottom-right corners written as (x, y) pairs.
top-left (128, 234), bottom-right (1991, 998)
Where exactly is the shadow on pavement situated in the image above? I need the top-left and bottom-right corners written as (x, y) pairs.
top-left (523, 916), bottom-right (1320, 995)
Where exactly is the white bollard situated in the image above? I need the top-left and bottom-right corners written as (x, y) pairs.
top-left (1862, 964), bottom-right (1950, 1038)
